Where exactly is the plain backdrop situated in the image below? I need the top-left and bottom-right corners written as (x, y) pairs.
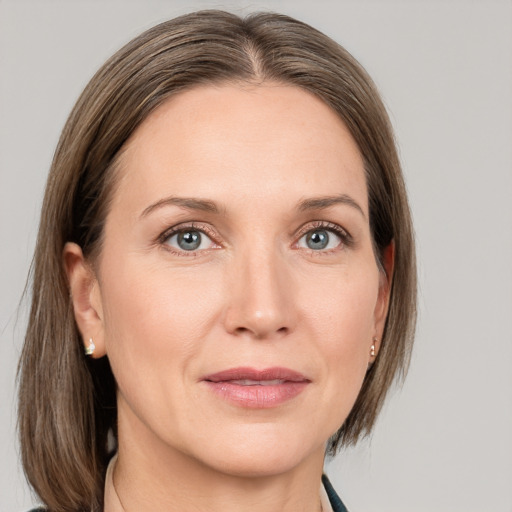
top-left (1, 1), bottom-right (511, 511)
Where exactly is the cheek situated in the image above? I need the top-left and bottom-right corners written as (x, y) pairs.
top-left (99, 258), bottom-right (224, 382)
top-left (298, 265), bottom-right (379, 409)
top-left (300, 262), bottom-right (379, 343)
top-left (97, 258), bottom-right (231, 437)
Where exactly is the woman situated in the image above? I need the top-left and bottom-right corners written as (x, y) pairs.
top-left (18, 10), bottom-right (416, 512)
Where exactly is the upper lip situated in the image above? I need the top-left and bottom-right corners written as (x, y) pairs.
top-left (203, 367), bottom-right (309, 383)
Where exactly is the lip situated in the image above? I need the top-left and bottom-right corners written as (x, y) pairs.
top-left (202, 367), bottom-right (310, 409)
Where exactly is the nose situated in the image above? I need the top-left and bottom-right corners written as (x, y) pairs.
top-left (223, 246), bottom-right (297, 340)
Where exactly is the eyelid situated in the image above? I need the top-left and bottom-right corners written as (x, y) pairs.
top-left (155, 219), bottom-right (353, 256)
top-left (295, 220), bottom-right (352, 240)
top-left (294, 220), bottom-right (354, 250)
top-left (157, 222), bottom-right (221, 254)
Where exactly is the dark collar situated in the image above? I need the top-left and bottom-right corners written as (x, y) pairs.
top-left (322, 474), bottom-right (349, 512)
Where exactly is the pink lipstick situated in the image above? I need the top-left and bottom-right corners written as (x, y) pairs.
top-left (202, 367), bottom-right (310, 408)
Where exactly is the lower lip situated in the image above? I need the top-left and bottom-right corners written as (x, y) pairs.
top-left (204, 381), bottom-right (309, 408)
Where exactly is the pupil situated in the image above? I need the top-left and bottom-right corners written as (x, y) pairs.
top-left (307, 230), bottom-right (329, 250)
top-left (178, 231), bottom-right (201, 250)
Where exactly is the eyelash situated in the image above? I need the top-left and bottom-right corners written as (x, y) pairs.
top-left (295, 221), bottom-right (353, 255)
top-left (157, 222), bottom-right (220, 257)
top-left (157, 220), bottom-right (353, 257)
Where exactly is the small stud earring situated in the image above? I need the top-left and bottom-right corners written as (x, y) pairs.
top-left (370, 338), bottom-right (377, 358)
top-left (85, 338), bottom-right (95, 356)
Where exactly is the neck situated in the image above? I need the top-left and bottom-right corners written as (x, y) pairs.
top-left (109, 414), bottom-right (326, 512)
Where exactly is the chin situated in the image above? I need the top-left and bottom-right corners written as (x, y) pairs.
top-left (187, 425), bottom-right (326, 479)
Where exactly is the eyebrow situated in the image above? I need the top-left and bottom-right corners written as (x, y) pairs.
top-left (140, 193), bottom-right (365, 219)
top-left (140, 196), bottom-right (220, 218)
top-left (297, 194), bottom-right (366, 218)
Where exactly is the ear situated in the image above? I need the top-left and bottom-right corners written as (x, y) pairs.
top-left (372, 241), bottom-right (395, 356)
top-left (63, 242), bottom-right (106, 358)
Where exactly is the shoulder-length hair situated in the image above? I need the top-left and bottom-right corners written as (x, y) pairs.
top-left (18, 10), bottom-right (416, 511)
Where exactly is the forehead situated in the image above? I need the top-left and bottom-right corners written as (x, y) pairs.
top-left (113, 82), bottom-right (368, 214)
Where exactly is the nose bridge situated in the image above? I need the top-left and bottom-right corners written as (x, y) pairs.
top-left (224, 239), bottom-right (296, 339)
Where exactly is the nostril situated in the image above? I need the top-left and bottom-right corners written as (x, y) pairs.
top-left (232, 325), bottom-right (289, 339)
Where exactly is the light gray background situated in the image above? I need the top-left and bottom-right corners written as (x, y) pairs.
top-left (1, 1), bottom-right (511, 511)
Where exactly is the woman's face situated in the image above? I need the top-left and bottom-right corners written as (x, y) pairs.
top-left (76, 83), bottom-right (391, 477)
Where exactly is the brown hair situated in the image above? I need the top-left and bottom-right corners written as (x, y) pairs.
top-left (18, 10), bottom-right (416, 511)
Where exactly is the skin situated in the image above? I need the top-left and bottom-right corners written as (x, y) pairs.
top-left (65, 83), bottom-right (392, 512)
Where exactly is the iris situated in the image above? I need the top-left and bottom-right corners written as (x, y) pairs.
top-left (306, 230), bottom-right (330, 250)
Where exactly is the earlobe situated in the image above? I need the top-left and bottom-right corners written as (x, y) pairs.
top-left (368, 336), bottom-right (378, 368)
top-left (63, 242), bottom-right (106, 358)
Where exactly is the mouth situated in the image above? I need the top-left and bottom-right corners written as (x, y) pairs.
top-left (202, 367), bottom-right (310, 408)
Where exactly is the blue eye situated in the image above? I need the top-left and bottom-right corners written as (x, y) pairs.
top-left (298, 228), bottom-right (342, 251)
top-left (166, 229), bottom-right (213, 252)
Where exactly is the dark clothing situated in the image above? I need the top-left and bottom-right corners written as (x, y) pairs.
top-left (322, 473), bottom-right (349, 512)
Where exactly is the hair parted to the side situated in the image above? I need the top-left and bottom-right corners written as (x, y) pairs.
top-left (18, 10), bottom-right (416, 511)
